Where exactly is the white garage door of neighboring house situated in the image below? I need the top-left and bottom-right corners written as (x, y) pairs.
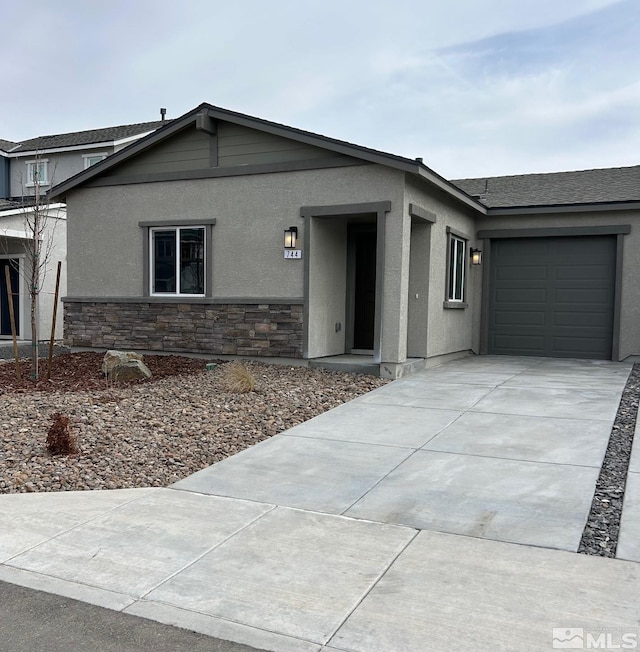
top-left (488, 235), bottom-right (617, 359)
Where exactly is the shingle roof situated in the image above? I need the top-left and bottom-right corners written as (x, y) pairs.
top-left (0, 198), bottom-right (24, 211)
top-left (8, 121), bottom-right (168, 153)
top-left (0, 139), bottom-right (18, 153)
top-left (452, 165), bottom-right (640, 208)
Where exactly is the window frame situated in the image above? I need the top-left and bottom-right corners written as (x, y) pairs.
top-left (82, 152), bottom-right (108, 169)
top-left (444, 227), bottom-right (469, 309)
top-left (140, 219), bottom-right (215, 299)
top-left (25, 159), bottom-right (49, 187)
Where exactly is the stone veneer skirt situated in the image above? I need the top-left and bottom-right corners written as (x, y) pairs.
top-left (63, 301), bottom-right (303, 357)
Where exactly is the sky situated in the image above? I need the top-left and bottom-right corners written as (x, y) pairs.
top-left (1, 0), bottom-right (639, 179)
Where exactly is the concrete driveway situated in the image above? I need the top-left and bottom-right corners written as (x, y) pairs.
top-left (175, 355), bottom-right (630, 551)
top-left (1, 355), bottom-right (639, 651)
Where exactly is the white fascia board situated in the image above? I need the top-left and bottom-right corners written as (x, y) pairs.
top-left (113, 131), bottom-right (156, 147)
top-left (9, 142), bottom-right (115, 157)
top-left (0, 227), bottom-right (29, 239)
top-left (10, 131), bottom-right (153, 158)
top-left (0, 203), bottom-right (67, 218)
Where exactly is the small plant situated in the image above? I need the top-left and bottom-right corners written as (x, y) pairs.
top-left (46, 412), bottom-right (78, 456)
top-left (222, 362), bottom-right (257, 393)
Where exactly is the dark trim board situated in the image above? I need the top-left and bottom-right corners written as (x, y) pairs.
top-left (138, 218), bottom-right (217, 227)
top-left (612, 234), bottom-right (624, 361)
top-left (409, 203), bottom-right (437, 223)
top-left (87, 157), bottom-right (368, 189)
top-left (478, 225), bottom-right (631, 239)
top-left (62, 296), bottom-right (305, 305)
top-left (486, 202), bottom-right (640, 216)
top-left (446, 225), bottom-right (472, 240)
top-left (300, 201), bottom-right (391, 219)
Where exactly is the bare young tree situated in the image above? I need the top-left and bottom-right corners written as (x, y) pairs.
top-left (3, 152), bottom-right (61, 380)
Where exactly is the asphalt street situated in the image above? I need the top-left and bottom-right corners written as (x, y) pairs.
top-left (0, 580), bottom-right (265, 652)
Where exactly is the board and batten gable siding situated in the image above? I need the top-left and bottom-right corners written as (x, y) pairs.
top-left (100, 121), bottom-right (353, 180)
top-left (477, 208), bottom-right (640, 360)
top-left (102, 126), bottom-right (212, 177)
top-left (216, 122), bottom-right (344, 167)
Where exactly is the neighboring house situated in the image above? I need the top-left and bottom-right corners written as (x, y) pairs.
top-left (0, 119), bottom-right (166, 343)
top-left (50, 103), bottom-right (640, 376)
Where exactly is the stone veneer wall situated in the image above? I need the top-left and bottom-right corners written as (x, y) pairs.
top-left (63, 301), bottom-right (303, 357)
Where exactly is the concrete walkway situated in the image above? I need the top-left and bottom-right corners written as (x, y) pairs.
top-left (1, 356), bottom-right (639, 651)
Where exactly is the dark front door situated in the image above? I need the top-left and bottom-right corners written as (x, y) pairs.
top-left (0, 259), bottom-right (20, 336)
top-left (488, 236), bottom-right (616, 359)
top-left (351, 228), bottom-right (377, 350)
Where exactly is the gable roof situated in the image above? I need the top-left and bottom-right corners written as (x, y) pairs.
top-left (49, 102), bottom-right (483, 212)
top-left (453, 165), bottom-right (640, 209)
top-left (3, 121), bottom-right (167, 155)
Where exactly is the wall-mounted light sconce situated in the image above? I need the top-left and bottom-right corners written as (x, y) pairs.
top-left (284, 226), bottom-right (298, 249)
top-left (470, 248), bottom-right (483, 265)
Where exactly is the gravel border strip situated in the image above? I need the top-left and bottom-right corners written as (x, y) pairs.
top-left (578, 363), bottom-right (640, 557)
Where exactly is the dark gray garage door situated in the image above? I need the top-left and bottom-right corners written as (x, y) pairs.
top-left (488, 236), bottom-right (616, 359)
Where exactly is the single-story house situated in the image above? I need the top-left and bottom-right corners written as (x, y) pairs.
top-left (51, 103), bottom-right (640, 377)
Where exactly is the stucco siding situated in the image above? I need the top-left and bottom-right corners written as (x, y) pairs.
top-left (477, 209), bottom-right (640, 360)
top-left (66, 164), bottom-right (402, 303)
top-left (307, 218), bottom-right (347, 357)
top-left (404, 177), bottom-right (480, 359)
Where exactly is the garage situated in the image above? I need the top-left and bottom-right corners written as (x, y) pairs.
top-left (487, 235), bottom-right (617, 359)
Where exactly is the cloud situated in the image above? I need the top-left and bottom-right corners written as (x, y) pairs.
top-left (0, 0), bottom-right (637, 178)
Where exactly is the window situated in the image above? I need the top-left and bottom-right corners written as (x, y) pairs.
top-left (83, 153), bottom-right (107, 169)
top-left (26, 160), bottom-right (48, 186)
top-left (446, 231), bottom-right (467, 304)
top-left (150, 226), bottom-right (205, 295)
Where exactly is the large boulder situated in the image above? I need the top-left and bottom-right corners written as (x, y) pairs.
top-left (102, 350), bottom-right (151, 382)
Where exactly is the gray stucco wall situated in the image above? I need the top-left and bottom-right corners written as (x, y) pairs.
top-left (404, 177), bottom-right (480, 359)
top-left (307, 217), bottom-right (347, 357)
top-left (476, 208), bottom-right (640, 361)
top-left (66, 164), bottom-right (408, 361)
top-left (66, 164), bottom-right (403, 300)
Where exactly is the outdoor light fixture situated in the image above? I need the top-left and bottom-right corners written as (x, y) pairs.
top-left (284, 226), bottom-right (298, 249)
top-left (470, 248), bottom-right (483, 265)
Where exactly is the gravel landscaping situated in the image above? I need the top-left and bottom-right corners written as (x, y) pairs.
top-left (0, 352), bottom-right (386, 494)
top-left (578, 363), bottom-right (640, 557)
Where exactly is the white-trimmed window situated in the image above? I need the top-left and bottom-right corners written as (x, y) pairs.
top-left (150, 226), bottom-right (206, 296)
top-left (26, 160), bottom-right (48, 186)
top-left (83, 153), bottom-right (108, 169)
top-left (446, 232), bottom-right (467, 303)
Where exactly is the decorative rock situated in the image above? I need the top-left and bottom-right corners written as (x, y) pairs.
top-left (102, 350), bottom-right (151, 382)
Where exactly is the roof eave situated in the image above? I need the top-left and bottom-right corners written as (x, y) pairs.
top-left (485, 200), bottom-right (640, 215)
top-left (414, 166), bottom-right (487, 214)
